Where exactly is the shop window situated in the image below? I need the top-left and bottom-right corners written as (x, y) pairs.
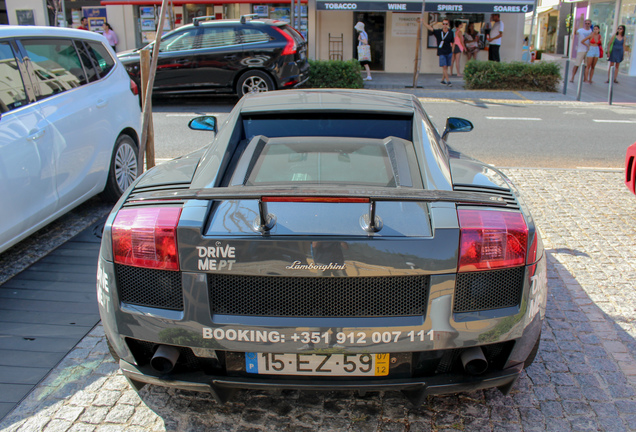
top-left (20, 39), bottom-right (83, 100)
top-left (239, 28), bottom-right (272, 44)
top-left (199, 27), bottom-right (239, 49)
top-left (0, 43), bottom-right (28, 113)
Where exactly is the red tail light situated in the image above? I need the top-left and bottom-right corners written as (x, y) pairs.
top-left (458, 209), bottom-right (528, 272)
top-left (130, 78), bottom-right (139, 96)
top-left (112, 207), bottom-right (182, 271)
top-left (275, 27), bottom-right (297, 55)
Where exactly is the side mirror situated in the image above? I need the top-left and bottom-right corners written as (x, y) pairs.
top-left (441, 117), bottom-right (474, 141)
top-left (188, 115), bottom-right (217, 133)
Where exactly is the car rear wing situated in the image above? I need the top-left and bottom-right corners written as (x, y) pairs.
top-left (127, 186), bottom-right (507, 233)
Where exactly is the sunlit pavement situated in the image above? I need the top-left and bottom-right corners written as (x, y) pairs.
top-left (0, 168), bottom-right (634, 431)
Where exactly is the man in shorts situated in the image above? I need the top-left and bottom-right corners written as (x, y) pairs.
top-left (424, 18), bottom-right (454, 86)
top-left (570, 19), bottom-right (592, 82)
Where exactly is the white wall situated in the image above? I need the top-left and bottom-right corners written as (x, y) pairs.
top-left (6, 0), bottom-right (48, 26)
top-left (105, 5), bottom-right (137, 52)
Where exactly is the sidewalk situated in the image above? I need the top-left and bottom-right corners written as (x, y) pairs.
top-left (362, 58), bottom-right (636, 105)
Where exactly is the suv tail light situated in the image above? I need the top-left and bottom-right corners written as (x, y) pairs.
top-left (130, 79), bottom-right (139, 96)
top-left (112, 207), bottom-right (182, 271)
top-left (458, 209), bottom-right (528, 272)
top-left (275, 27), bottom-right (297, 55)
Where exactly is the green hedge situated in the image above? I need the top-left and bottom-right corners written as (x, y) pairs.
top-left (305, 59), bottom-right (364, 89)
top-left (463, 60), bottom-right (561, 92)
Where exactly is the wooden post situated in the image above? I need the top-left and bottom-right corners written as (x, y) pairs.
top-left (412, 2), bottom-right (426, 88)
top-left (140, 49), bottom-right (155, 169)
top-left (139, 0), bottom-right (169, 172)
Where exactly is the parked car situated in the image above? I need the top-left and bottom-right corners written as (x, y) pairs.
top-left (0, 26), bottom-right (142, 254)
top-left (97, 89), bottom-right (547, 404)
top-left (626, 142), bottom-right (636, 194)
top-left (118, 15), bottom-right (309, 98)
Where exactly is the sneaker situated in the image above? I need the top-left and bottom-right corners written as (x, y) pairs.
top-left (446, 81), bottom-right (452, 87)
top-left (364, 76), bottom-right (372, 81)
top-left (441, 80), bottom-right (447, 85)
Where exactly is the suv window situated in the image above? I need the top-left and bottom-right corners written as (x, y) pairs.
top-left (85, 41), bottom-right (115, 77)
top-left (0, 42), bottom-right (29, 113)
top-left (159, 28), bottom-right (199, 52)
top-left (200, 27), bottom-right (239, 49)
top-left (239, 28), bottom-right (272, 44)
top-left (21, 39), bottom-right (84, 100)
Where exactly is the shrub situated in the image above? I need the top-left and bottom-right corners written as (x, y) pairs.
top-left (463, 60), bottom-right (561, 92)
top-left (305, 59), bottom-right (364, 89)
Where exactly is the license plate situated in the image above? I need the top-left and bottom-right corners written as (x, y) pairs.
top-left (245, 352), bottom-right (389, 376)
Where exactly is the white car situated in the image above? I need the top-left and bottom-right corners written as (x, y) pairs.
top-left (0, 26), bottom-right (142, 253)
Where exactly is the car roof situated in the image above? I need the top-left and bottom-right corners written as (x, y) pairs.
top-left (188, 18), bottom-right (284, 28)
top-left (0, 25), bottom-right (109, 43)
top-left (239, 89), bottom-right (417, 115)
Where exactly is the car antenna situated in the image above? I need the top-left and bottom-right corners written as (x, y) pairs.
top-left (240, 14), bottom-right (259, 24)
top-left (193, 15), bottom-right (216, 26)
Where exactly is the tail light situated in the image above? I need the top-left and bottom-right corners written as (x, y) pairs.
top-left (275, 27), bottom-right (297, 55)
top-left (112, 207), bottom-right (182, 271)
top-left (130, 78), bottom-right (139, 96)
top-left (458, 209), bottom-right (528, 272)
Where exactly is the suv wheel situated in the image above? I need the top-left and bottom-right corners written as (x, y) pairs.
top-left (237, 70), bottom-right (275, 97)
top-left (101, 134), bottom-right (139, 202)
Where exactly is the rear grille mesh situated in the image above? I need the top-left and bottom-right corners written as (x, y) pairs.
top-left (453, 267), bottom-right (524, 313)
top-left (115, 264), bottom-right (183, 310)
top-left (208, 275), bottom-right (430, 317)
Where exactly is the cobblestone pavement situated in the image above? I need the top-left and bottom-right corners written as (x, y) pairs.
top-left (0, 168), bottom-right (635, 432)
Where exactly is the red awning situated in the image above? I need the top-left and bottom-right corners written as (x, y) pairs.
top-left (101, 0), bottom-right (306, 4)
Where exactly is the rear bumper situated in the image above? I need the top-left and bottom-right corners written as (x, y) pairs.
top-left (120, 360), bottom-right (523, 405)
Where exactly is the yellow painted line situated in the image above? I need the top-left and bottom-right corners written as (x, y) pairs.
top-left (513, 91), bottom-right (530, 101)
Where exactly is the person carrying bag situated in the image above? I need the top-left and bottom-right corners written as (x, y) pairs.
top-left (355, 22), bottom-right (372, 80)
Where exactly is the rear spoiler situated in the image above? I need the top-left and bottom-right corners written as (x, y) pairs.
top-left (127, 186), bottom-right (507, 233)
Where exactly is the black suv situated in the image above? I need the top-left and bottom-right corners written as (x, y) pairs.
top-left (118, 16), bottom-right (309, 97)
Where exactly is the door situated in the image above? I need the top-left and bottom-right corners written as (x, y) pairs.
top-left (153, 26), bottom-right (200, 92)
top-left (353, 13), bottom-right (385, 71)
top-left (192, 25), bottom-right (243, 90)
top-left (0, 40), bottom-right (57, 251)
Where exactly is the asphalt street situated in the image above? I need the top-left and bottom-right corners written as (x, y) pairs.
top-left (150, 96), bottom-right (635, 169)
top-left (0, 90), bottom-right (635, 431)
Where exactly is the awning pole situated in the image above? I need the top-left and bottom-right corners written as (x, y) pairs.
top-left (412, 1), bottom-right (425, 87)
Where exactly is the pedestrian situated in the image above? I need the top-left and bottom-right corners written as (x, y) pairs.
top-left (581, 25), bottom-right (601, 83)
top-left (423, 18), bottom-right (454, 87)
top-left (451, 21), bottom-right (465, 77)
top-left (103, 22), bottom-right (119, 52)
top-left (355, 22), bottom-right (372, 81)
top-left (78, 17), bottom-right (89, 30)
top-left (606, 25), bottom-right (626, 84)
top-left (487, 14), bottom-right (503, 62)
top-left (569, 19), bottom-right (592, 83)
top-left (463, 22), bottom-right (479, 62)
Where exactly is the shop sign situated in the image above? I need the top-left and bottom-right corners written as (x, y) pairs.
top-left (316, 0), bottom-right (534, 13)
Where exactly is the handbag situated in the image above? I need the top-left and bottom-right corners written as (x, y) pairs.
top-left (599, 45), bottom-right (604, 58)
top-left (357, 44), bottom-right (371, 62)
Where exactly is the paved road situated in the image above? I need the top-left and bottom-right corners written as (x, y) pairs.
top-left (0, 167), bottom-right (634, 432)
top-left (149, 97), bottom-right (636, 169)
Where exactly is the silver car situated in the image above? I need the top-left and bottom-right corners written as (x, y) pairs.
top-left (98, 89), bottom-right (547, 405)
top-left (0, 26), bottom-right (142, 253)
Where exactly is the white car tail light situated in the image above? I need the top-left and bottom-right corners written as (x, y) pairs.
top-left (458, 209), bottom-right (528, 272)
top-left (112, 207), bottom-right (182, 271)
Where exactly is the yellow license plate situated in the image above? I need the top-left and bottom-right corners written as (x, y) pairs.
top-left (246, 353), bottom-right (390, 376)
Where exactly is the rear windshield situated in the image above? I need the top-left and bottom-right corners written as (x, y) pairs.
top-left (242, 113), bottom-right (412, 141)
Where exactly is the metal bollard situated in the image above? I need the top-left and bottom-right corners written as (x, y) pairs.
top-left (563, 60), bottom-right (569, 95)
top-left (576, 64), bottom-right (586, 101)
top-left (608, 65), bottom-right (615, 105)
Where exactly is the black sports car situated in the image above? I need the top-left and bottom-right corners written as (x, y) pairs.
top-left (117, 16), bottom-right (308, 97)
top-left (97, 89), bottom-right (547, 404)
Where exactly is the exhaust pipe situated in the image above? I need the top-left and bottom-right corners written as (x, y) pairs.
top-left (150, 345), bottom-right (180, 373)
top-left (461, 347), bottom-right (488, 375)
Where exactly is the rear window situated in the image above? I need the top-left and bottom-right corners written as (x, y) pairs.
top-left (243, 114), bottom-right (412, 141)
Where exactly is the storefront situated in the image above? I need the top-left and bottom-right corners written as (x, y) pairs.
top-left (310, 0), bottom-right (532, 73)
